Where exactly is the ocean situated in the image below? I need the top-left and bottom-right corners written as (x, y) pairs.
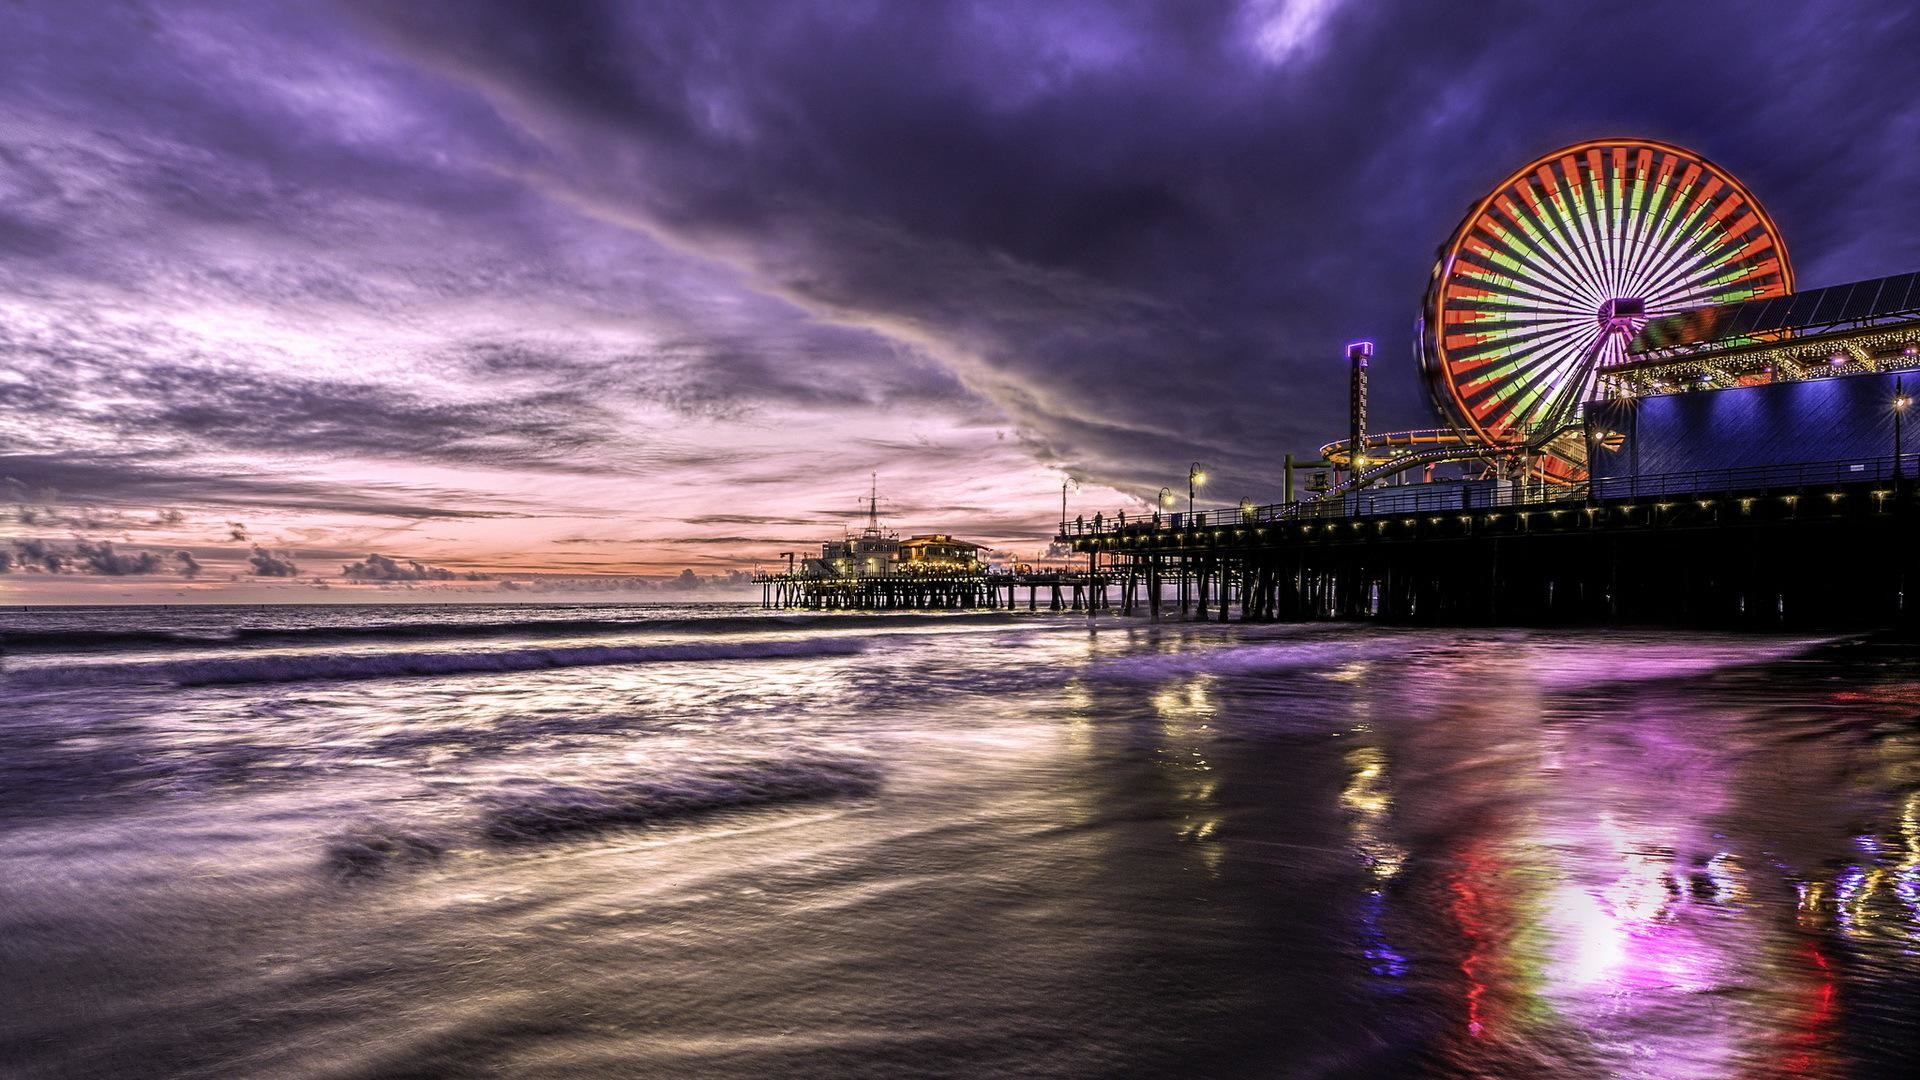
top-left (3, 603), bottom-right (1918, 1078)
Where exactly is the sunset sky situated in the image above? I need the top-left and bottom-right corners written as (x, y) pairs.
top-left (3, 0), bottom-right (1918, 602)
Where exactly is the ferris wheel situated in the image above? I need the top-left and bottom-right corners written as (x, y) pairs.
top-left (1420, 138), bottom-right (1793, 476)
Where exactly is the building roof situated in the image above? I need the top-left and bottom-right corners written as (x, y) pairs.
top-left (899, 534), bottom-right (983, 549)
top-left (1630, 269), bottom-right (1920, 357)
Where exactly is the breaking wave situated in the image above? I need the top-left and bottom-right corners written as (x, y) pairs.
top-left (5, 637), bottom-right (868, 688)
top-left (480, 756), bottom-right (884, 844)
top-left (323, 828), bottom-right (449, 880)
top-left (1530, 635), bottom-right (1842, 691)
top-left (1090, 638), bottom-right (1368, 682)
top-left (0, 610), bottom-right (1020, 652)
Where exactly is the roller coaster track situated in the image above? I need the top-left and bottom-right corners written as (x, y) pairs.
top-left (1310, 423), bottom-right (1582, 504)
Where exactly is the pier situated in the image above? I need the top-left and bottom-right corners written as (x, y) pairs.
top-left (754, 570), bottom-right (1118, 612)
top-left (1060, 455), bottom-right (1917, 628)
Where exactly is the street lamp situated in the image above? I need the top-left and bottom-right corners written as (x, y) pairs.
top-left (1896, 377), bottom-right (1911, 485)
top-left (1158, 486), bottom-right (1175, 524)
top-left (1060, 476), bottom-right (1079, 532)
top-left (1188, 462), bottom-right (1206, 518)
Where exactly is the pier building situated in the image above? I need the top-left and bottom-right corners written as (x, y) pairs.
top-left (756, 480), bottom-right (1115, 610)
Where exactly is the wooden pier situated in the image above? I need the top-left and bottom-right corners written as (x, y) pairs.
top-left (1060, 457), bottom-right (1920, 628)
top-left (754, 570), bottom-right (1119, 612)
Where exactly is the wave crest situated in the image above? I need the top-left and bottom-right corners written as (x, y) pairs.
top-left (480, 756), bottom-right (883, 844)
top-left (324, 828), bottom-right (449, 879)
top-left (6, 637), bottom-right (868, 688)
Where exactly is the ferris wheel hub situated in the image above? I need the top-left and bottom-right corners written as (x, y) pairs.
top-left (1598, 297), bottom-right (1646, 325)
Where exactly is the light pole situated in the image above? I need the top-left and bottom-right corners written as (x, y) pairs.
top-left (1896, 377), bottom-right (1911, 487)
top-left (1158, 486), bottom-right (1175, 524)
top-left (1060, 476), bottom-right (1079, 533)
top-left (1188, 462), bottom-right (1206, 519)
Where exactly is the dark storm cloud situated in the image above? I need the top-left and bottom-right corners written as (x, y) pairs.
top-left (71, 540), bottom-right (166, 576)
top-left (247, 545), bottom-right (299, 577)
top-left (353, 0), bottom-right (1920, 497)
top-left (685, 514), bottom-right (824, 527)
top-left (341, 552), bottom-right (488, 581)
top-left (2, 538), bottom-right (195, 576)
top-left (0, 321), bottom-right (621, 472)
top-left (0, 453), bottom-right (533, 521)
top-left (9, 538), bottom-right (65, 573)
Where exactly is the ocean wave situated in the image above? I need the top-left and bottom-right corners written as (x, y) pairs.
top-left (1530, 636), bottom-right (1841, 691)
top-left (323, 827), bottom-right (449, 879)
top-left (1089, 639), bottom-right (1367, 682)
top-left (5, 636), bottom-right (869, 688)
top-left (0, 610), bottom-right (1021, 653)
top-left (480, 756), bottom-right (883, 844)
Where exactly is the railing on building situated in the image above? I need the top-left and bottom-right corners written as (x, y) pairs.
top-left (1058, 454), bottom-right (1918, 539)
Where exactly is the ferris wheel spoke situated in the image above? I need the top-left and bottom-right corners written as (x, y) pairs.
top-left (1612, 155), bottom-right (1674, 294)
top-left (1642, 221), bottom-right (1765, 308)
top-left (1567, 156), bottom-right (1627, 299)
top-left (1542, 175), bottom-right (1615, 303)
top-left (1527, 165), bottom-right (1614, 302)
top-left (1455, 258), bottom-right (1596, 314)
top-left (1619, 155), bottom-right (1692, 294)
top-left (1498, 188), bottom-right (1606, 303)
top-left (1634, 219), bottom-right (1746, 307)
top-left (1470, 233), bottom-right (1595, 313)
top-left (1487, 324), bottom-right (1602, 412)
top-left (1629, 173), bottom-right (1727, 297)
top-left (1462, 323), bottom-right (1599, 422)
top-left (1448, 309), bottom-right (1592, 362)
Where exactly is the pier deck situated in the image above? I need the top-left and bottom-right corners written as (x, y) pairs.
top-left (1060, 455), bottom-right (1919, 628)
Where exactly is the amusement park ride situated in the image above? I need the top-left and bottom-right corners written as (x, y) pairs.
top-left (1318, 137), bottom-right (1794, 495)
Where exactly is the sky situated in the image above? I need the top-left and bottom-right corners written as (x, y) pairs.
top-left (2, 0), bottom-right (1918, 603)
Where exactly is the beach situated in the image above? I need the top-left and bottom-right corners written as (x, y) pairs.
top-left (3, 604), bottom-right (1918, 1077)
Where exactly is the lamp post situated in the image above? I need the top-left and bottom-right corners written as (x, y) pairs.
top-left (1188, 462), bottom-right (1206, 519)
top-left (1896, 377), bottom-right (1911, 488)
top-left (1158, 486), bottom-right (1175, 525)
top-left (1060, 476), bottom-right (1079, 533)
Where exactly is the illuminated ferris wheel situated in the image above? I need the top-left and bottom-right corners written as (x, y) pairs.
top-left (1420, 138), bottom-right (1794, 476)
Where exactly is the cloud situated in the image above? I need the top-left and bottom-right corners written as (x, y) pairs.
top-left (2, 538), bottom-right (195, 576)
top-left (72, 540), bottom-right (166, 576)
top-left (0, 453), bottom-right (538, 521)
top-left (341, 551), bottom-right (488, 581)
top-left (248, 545), bottom-right (299, 577)
top-left (1241, 0), bottom-right (1350, 65)
top-left (0, 549), bottom-right (11, 572)
top-left (228, 522), bottom-right (249, 541)
top-left (9, 539), bottom-right (66, 573)
top-left (174, 550), bottom-right (202, 578)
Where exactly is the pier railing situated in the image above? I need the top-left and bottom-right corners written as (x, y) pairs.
top-left (1058, 453), bottom-right (1919, 537)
